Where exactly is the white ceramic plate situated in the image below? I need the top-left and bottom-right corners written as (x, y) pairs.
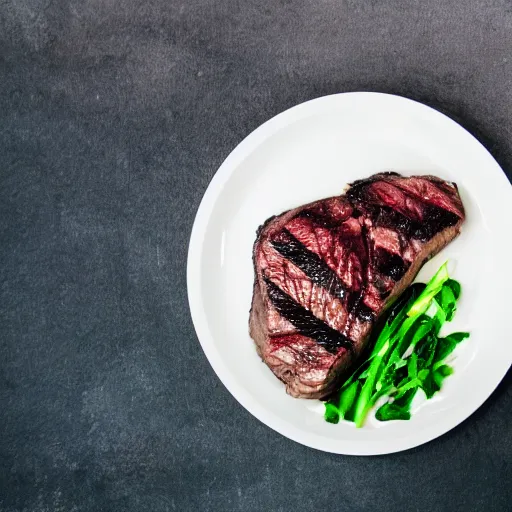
top-left (187, 92), bottom-right (512, 455)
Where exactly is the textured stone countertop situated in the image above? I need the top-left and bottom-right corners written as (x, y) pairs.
top-left (1, 1), bottom-right (511, 511)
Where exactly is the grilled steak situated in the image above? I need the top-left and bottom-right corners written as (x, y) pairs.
top-left (249, 172), bottom-right (465, 399)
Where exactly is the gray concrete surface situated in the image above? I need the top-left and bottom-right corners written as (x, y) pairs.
top-left (0, 1), bottom-right (511, 511)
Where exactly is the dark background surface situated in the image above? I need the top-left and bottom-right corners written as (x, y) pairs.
top-left (1, 1), bottom-right (511, 511)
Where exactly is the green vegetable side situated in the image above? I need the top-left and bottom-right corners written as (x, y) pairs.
top-left (324, 262), bottom-right (469, 427)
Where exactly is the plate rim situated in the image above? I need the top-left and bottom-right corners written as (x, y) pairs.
top-left (187, 91), bottom-right (511, 455)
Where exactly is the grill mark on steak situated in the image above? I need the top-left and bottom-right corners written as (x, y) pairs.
top-left (348, 179), bottom-right (461, 242)
top-left (264, 277), bottom-right (354, 354)
top-left (272, 228), bottom-right (375, 322)
top-left (374, 247), bottom-right (408, 280)
top-left (266, 302), bottom-right (297, 335)
top-left (271, 229), bottom-right (348, 301)
top-left (285, 214), bottom-right (367, 295)
top-left (418, 205), bottom-right (460, 241)
top-left (259, 240), bottom-right (349, 332)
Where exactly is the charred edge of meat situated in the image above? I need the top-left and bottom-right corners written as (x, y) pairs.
top-left (374, 248), bottom-right (409, 281)
top-left (348, 172), bottom-right (401, 189)
top-left (263, 277), bottom-right (354, 354)
top-left (271, 229), bottom-right (347, 301)
top-left (255, 215), bottom-right (278, 239)
top-left (252, 214), bottom-right (280, 295)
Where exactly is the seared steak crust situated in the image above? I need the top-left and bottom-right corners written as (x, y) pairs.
top-left (249, 173), bottom-right (465, 399)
